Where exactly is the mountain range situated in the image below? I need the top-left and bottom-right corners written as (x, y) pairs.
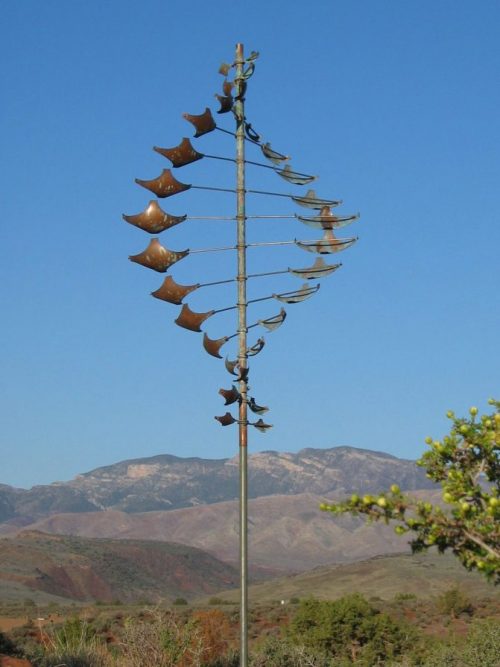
top-left (0, 446), bottom-right (434, 525)
top-left (0, 446), bottom-right (445, 602)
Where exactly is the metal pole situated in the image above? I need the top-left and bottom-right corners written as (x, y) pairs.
top-left (235, 42), bottom-right (248, 667)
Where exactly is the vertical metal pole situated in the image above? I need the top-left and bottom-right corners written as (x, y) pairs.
top-left (235, 42), bottom-right (248, 667)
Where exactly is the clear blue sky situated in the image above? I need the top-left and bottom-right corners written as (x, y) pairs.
top-left (1, 1), bottom-right (499, 489)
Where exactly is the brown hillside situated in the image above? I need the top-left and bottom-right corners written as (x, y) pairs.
top-left (0, 531), bottom-right (238, 603)
top-left (18, 492), bottom-right (442, 572)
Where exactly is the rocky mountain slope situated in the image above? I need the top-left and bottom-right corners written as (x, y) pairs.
top-left (0, 447), bottom-right (434, 525)
top-left (0, 531), bottom-right (238, 603)
top-left (4, 491), bottom-right (443, 573)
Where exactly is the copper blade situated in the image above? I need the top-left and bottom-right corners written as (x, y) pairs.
top-left (151, 276), bottom-right (200, 305)
top-left (123, 200), bottom-right (187, 234)
top-left (129, 239), bottom-right (189, 273)
top-left (175, 303), bottom-right (215, 332)
top-left (248, 398), bottom-right (269, 415)
top-left (225, 357), bottom-right (239, 375)
top-left (203, 333), bottom-right (229, 358)
top-left (297, 206), bottom-right (360, 230)
top-left (247, 337), bottom-right (265, 357)
top-left (218, 63), bottom-right (231, 76)
top-left (288, 257), bottom-right (341, 279)
top-left (215, 94), bottom-right (233, 114)
top-left (292, 189), bottom-right (342, 209)
top-left (215, 412), bottom-right (236, 426)
top-left (154, 138), bottom-right (204, 168)
top-left (273, 283), bottom-right (320, 304)
top-left (135, 169), bottom-right (191, 199)
top-left (261, 142), bottom-right (289, 164)
top-left (252, 418), bottom-right (273, 432)
top-left (258, 308), bottom-right (287, 331)
top-left (295, 230), bottom-right (357, 255)
top-left (222, 80), bottom-right (234, 96)
top-left (183, 107), bottom-right (216, 137)
top-left (219, 385), bottom-right (241, 405)
top-left (276, 165), bottom-right (316, 185)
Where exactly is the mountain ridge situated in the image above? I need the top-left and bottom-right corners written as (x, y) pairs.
top-left (0, 446), bottom-right (435, 525)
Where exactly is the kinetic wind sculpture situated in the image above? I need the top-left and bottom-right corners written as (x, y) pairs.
top-left (123, 44), bottom-right (359, 666)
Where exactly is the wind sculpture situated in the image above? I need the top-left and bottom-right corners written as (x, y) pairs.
top-left (123, 43), bottom-right (359, 667)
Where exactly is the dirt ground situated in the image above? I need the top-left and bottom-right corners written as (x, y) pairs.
top-left (0, 615), bottom-right (63, 633)
top-left (0, 618), bottom-right (28, 633)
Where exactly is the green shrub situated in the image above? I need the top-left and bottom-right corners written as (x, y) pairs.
top-left (28, 617), bottom-right (113, 667)
top-left (288, 594), bottom-right (416, 666)
top-left (436, 587), bottom-right (473, 618)
top-left (173, 597), bottom-right (188, 606)
top-left (0, 630), bottom-right (21, 657)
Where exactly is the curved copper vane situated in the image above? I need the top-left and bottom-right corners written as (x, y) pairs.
top-left (222, 80), bottom-right (234, 96)
top-left (154, 138), bottom-right (204, 168)
top-left (252, 418), bottom-right (273, 433)
top-left (215, 93), bottom-right (233, 114)
top-left (289, 257), bottom-right (341, 279)
top-left (247, 337), bottom-right (265, 357)
top-left (219, 62), bottom-right (231, 76)
top-left (292, 189), bottom-right (342, 210)
top-left (237, 367), bottom-right (249, 382)
top-left (129, 239), bottom-right (189, 273)
top-left (245, 123), bottom-right (260, 142)
top-left (261, 142), bottom-right (289, 164)
top-left (175, 303), bottom-right (215, 332)
top-left (259, 308), bottom-right (287, 332)
top-left (135, 170), bottom-right (191, 199)
top-left (219, 385), bottom-right (241, 405)
top-left (277, 165), bottom-right (316, 186)
top-left (122, 200), bottom-right (187, 234)
top-left (151, 276), bottom-right (200, 305)
top-left (274, 283), bottom-right (320, 304)
top-left (215, 412), bottom-right (236, 426)
top-left (297, 206), bottom-right (360, 230)
top-left (183, 107), bottom-right (216, 137)
top-left (225, 357), bottom-right (239, 376)
top-left (295, 230), bottom-right (357, 255)
top-left (248, 398), bottom-right (269, 415)
top-left (203, 333), bottom-right (229, 358)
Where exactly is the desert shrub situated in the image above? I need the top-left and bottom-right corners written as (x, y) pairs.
top-left (288, 594), bottom-right (416, 666)
top-left (191, 609), bottom-right (231, 664)
top-left (0, 629), bottom-right (21, 656)
top-left (208, 597), bottom-right (225, 605)
top-left (250, 634), bottom-right (330, 666)
top-left (436, 587), bottom-right (473, 618)
top-left (394, 593), bottom-right (417, 602)
top-left (29, 617), bottom-right (114, 667)
top-left (173, 597), bottom-right (189, 606)
top-left (461, 619), bottom-right (500, 667)
top-left (118, 608), bottom-right (203, 666)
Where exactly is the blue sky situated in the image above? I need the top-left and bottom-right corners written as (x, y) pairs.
top-left (1, 1), bottom-right (499, 488)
